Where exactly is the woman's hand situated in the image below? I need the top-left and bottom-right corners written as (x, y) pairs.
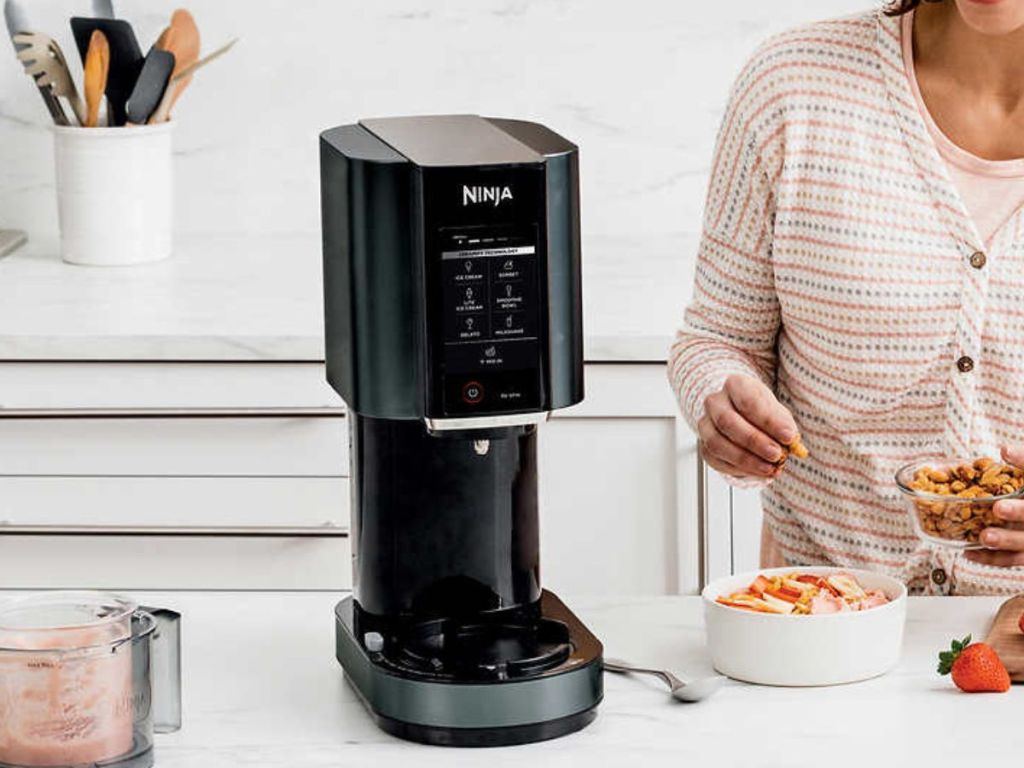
top-left (966, 445), bottom-right (1024, 567)
top-left (697, 374), bottom-right (799, 481)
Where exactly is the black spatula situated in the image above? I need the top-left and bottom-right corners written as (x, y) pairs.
top-left (126, 47), bottom-right (173, 124)
top-left (70, 16), bottom-right (141, 126)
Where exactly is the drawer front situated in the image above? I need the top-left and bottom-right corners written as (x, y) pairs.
top-left (0, 416), bottom-right (348, 477)
top-left (0, 362), bottom-right (342, 410)
top-left (0, 476), bottom-right (350, 530)
top-left (0, 362), bottom-right (349, 476)
top-left (0, 535), bottom-right (351, 590)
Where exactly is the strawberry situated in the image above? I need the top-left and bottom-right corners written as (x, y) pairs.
top-left (937, 635), bottom-right (1011, 693)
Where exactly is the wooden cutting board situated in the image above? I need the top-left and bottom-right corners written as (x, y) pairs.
top-left (986, 595), bottom-right (1024, 682)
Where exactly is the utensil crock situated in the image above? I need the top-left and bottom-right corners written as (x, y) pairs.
top-left (52, 123), bottom-right (174, 266)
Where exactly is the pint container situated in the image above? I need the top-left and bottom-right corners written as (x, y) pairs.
top-left (0, 592), bottom-right (181, 768)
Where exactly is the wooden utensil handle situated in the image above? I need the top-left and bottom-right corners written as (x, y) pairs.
top-left (83, 30), bottom-right (110, 128)
top-left (149, 38), bottom-right (237, 124)
top-left (170, 37), bottom-right (237, 84)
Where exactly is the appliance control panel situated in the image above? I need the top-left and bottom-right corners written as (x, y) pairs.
top-left (422, 163), bottom-right (548, 418)
top-left (436, 225), bottom-right (542, 415)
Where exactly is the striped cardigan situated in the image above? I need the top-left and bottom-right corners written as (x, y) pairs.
top-left (669, 7), bottom-right (1024, 595)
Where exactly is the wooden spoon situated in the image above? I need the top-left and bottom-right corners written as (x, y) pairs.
top-left (83, 28), bottom-right (109, 127)
top-left (151, 8), bottom-right (199, 122)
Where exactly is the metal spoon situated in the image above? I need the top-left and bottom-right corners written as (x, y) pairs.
top-left (603, 658), bottom-right (725, 702)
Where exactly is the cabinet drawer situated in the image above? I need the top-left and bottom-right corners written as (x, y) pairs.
top-left (0, 362), bottom-right (342, 410)
top-left (0, 416), bottom-right (348, 476)
top-left (0, 362), bottom-right (349, 477)
top-left (0, 535), bottom-right (351, 590)
top-left (0, 476), bottom-right (350, 530)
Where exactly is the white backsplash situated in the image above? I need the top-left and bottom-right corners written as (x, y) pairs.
top-left (0, 0), bottom-right (871, 342)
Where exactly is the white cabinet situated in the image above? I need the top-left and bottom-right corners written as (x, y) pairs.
top-left (730, 488), bottom-right (765, 574)
top-left (0, 363), bottom-right (350, 589)
top-left (701, 467), bottom-right (764, 583)
top-left (0, 361), bottom-right (708, 594)
top-left (540, 364), bottom-right (698, 596)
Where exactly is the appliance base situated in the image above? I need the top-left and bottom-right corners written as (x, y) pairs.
top-left (374, 706), bottom-right (598, 748)
top-left (334, 590), bottom-right (602, 747)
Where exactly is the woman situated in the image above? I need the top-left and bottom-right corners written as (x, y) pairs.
top-left (669, 0), bottom-right (1024, 594)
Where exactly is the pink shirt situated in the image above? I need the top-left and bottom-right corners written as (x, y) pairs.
top-left (670, 10), bottom-right (1024, 596)
top-left (902, 10), bottom-right (1024, 245)
top-left (755, 9), bottom-right (1024, 572)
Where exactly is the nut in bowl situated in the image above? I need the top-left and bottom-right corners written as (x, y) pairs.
top-left (895, 457), bottom-right (1024, 549)
top-left (702, 567), bottom-right (907, 686)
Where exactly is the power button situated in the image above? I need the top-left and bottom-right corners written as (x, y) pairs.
top-left (462, 381), bottom-right (484, 405)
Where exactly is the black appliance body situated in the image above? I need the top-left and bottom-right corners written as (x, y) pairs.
top-left (320, 115), bottom-right (601, 747)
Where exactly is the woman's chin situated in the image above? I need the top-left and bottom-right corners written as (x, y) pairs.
top-left (955, 0), bottom-right (1024, 35)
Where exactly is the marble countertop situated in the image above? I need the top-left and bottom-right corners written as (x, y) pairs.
top-left (39, 590), bottom-right (1017, 768)
top-left (0, 234), bottom-right (673, 363)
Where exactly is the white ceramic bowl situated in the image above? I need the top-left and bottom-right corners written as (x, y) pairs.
top-left (702, 566), bottom-right (907, 686)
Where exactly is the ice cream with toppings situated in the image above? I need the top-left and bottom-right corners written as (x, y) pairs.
top-left (717, 571), bottom-right (891, 615)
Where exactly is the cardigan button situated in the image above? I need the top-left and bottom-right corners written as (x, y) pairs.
top-left (931, 568), bottom-right (947, 586)
top-left (969, 251), bottom-right (986, 269)
top-left (957, 356), bottom-right (974, 373)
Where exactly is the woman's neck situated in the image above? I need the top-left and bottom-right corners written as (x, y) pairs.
top-left (915, 2), bottom-right (1024, 105)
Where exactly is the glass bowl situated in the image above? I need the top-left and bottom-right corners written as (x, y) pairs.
top-left (895, 457), bottom-right (1024, 549)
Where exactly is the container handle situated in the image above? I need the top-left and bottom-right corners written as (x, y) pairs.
top-left (140, 606), bottom-right (182, 733)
